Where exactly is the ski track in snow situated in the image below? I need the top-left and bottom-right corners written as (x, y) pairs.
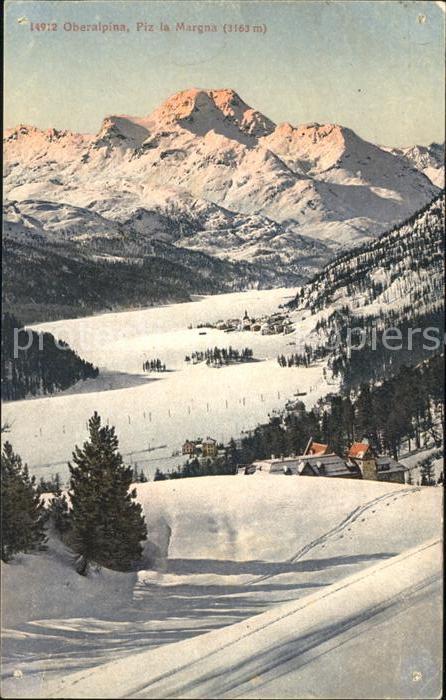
top-left (42, 539), bottom-right (442, 699)
top-left (184, 575), bottom-right (441, 700)
top-left (287, 486), bottom-right (418, 563)
top-left (249, 486), bottom-right (419, 586)
top-left (123, 524), bottom-right (432, 699)
top-left (2, 475), bottom-right (442, 699)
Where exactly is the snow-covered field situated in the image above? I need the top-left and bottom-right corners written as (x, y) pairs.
top-left (1, 476), bottom-right (442, 698)
top-left (2, 288), bottom-right (330, 482)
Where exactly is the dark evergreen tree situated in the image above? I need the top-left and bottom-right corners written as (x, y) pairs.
top-left (235, 354), bottom-right (443, 473)
top-left (138, 467), bottom-right (148, 483)
top-left (355, 384), bottom-right (376, 444)
top-left (48, 492), bottom-right (71, 536)
top-left (153, 468), bottom-right (167, 481)
top-left (225, 438), bottom-right (240, 473)
top-left (68, 412), bottom-right (147, 575)
top-left (419, 455), bottom-right (436, 486)
top-left (37, 472), bottom-right (62, 495)
top-left (1, 442), bottom-right (47, 562)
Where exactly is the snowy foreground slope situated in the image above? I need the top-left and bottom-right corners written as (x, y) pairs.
top-left (2, 476), bottom-right (442, 699)
top-left (45, 540), bottom-right (442, 700)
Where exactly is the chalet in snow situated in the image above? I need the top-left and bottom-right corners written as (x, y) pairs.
top-left (237, 438), bottom-right (408, 484)
top-left (182, 437), bottom-right (219, 459)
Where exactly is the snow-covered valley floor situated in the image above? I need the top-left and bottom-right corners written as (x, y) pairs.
top-left (2, 288), bottom-right (330, 482)
top-left (1, 476), bottom-right (442, 698)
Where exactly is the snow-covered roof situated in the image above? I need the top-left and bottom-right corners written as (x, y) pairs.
top-left (376, 456), bottom-right (408, 473)
top-left (297, 454), bottom-right (360, 477)
top-left (252, 454), bottom-right (361, 478)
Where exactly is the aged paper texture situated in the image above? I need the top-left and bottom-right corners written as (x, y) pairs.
top-left (2, 1), bottom-right (444, 697)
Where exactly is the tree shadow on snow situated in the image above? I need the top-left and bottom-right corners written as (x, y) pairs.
top-left (165, 552), bottom-right (397, 577)
top-left (57, 371), bottom-right (162, 397)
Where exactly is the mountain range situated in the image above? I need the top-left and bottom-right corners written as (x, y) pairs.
top-left (3, 88), bottom-right (444, 320)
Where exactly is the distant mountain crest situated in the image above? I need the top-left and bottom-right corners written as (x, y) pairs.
top-left (3, 87), bottom-right (441, 279)
top-left (144, 88), bottom-right (276, 143)
top-left (384, 142), bottom-right (445, 188)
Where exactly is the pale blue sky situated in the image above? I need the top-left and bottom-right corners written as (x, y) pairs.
top-left (4, 0), bottom-right (445, 146)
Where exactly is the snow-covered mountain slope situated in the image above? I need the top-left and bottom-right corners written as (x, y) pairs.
top-left (384, 142), bottom-right (445, 188)
top-left (2, 476), bottom-right (442, 698)
top-left (4, 88), bottom-right (439, 274)
top-left (2, 195), bottom-right (332, 323)
top-left (3, 200), bottom-right (126, 244)
top-left (118, 193), bottom-right (331, 279)
top-left (290, 193), bottom-right (445, 317)
top-left (4, 201), bottom-right (292, 323)
top-left (146, 88), bottom-right (276, 144)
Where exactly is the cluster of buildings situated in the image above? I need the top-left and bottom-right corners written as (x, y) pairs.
top-left (237, 438), bottom-right (408, 484)
top-left (197, 310), bottom-right (295, 336)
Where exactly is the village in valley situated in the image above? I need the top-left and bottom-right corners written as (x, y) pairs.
top-left (193, 308), bottom-right (296, 335)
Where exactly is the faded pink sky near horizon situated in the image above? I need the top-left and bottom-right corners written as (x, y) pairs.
top-left (4, 0), bottom-right (445, 147)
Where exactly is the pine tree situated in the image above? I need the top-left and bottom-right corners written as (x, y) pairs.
top-left (225, 438), bottom-right (240, 473)
top-left (68, 412), bottom-right (147, 575)
top-left (419, 455), bottom-right (435, 486)
top-left (1, 442), bottom-right (47, 562)
top-left (48, 492), bottom-right (71, 536)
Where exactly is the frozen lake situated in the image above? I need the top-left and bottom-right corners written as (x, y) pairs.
top-left (3, 288), bottom-right (330, 482)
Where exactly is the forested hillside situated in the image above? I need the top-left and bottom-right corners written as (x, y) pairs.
top-left (290, 193), bottom-right (444, 315)
top-left (240, 353), bottom-right (444, 463)
top-left (2, 232), bottom-right (275, 324)
top-left (285, 194), bottom-right (444, 388)
top-left (1, 313), bottom-right (98, 400)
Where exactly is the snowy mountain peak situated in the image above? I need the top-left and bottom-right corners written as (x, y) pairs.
top-left (261, 122), bottom-right (356, 175)
top-left (383, 142), bottom-right (445, 188)
top-left (271, 121), bottom-right (349, 140)
top-left (3, 88), bottom-right (440, 264)
top-left (94, 115), bottom-right (151, 149)
top-left (3, 124), bottom-right (92, 169)
top-left (146, 88), bottom-right (276, 141)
